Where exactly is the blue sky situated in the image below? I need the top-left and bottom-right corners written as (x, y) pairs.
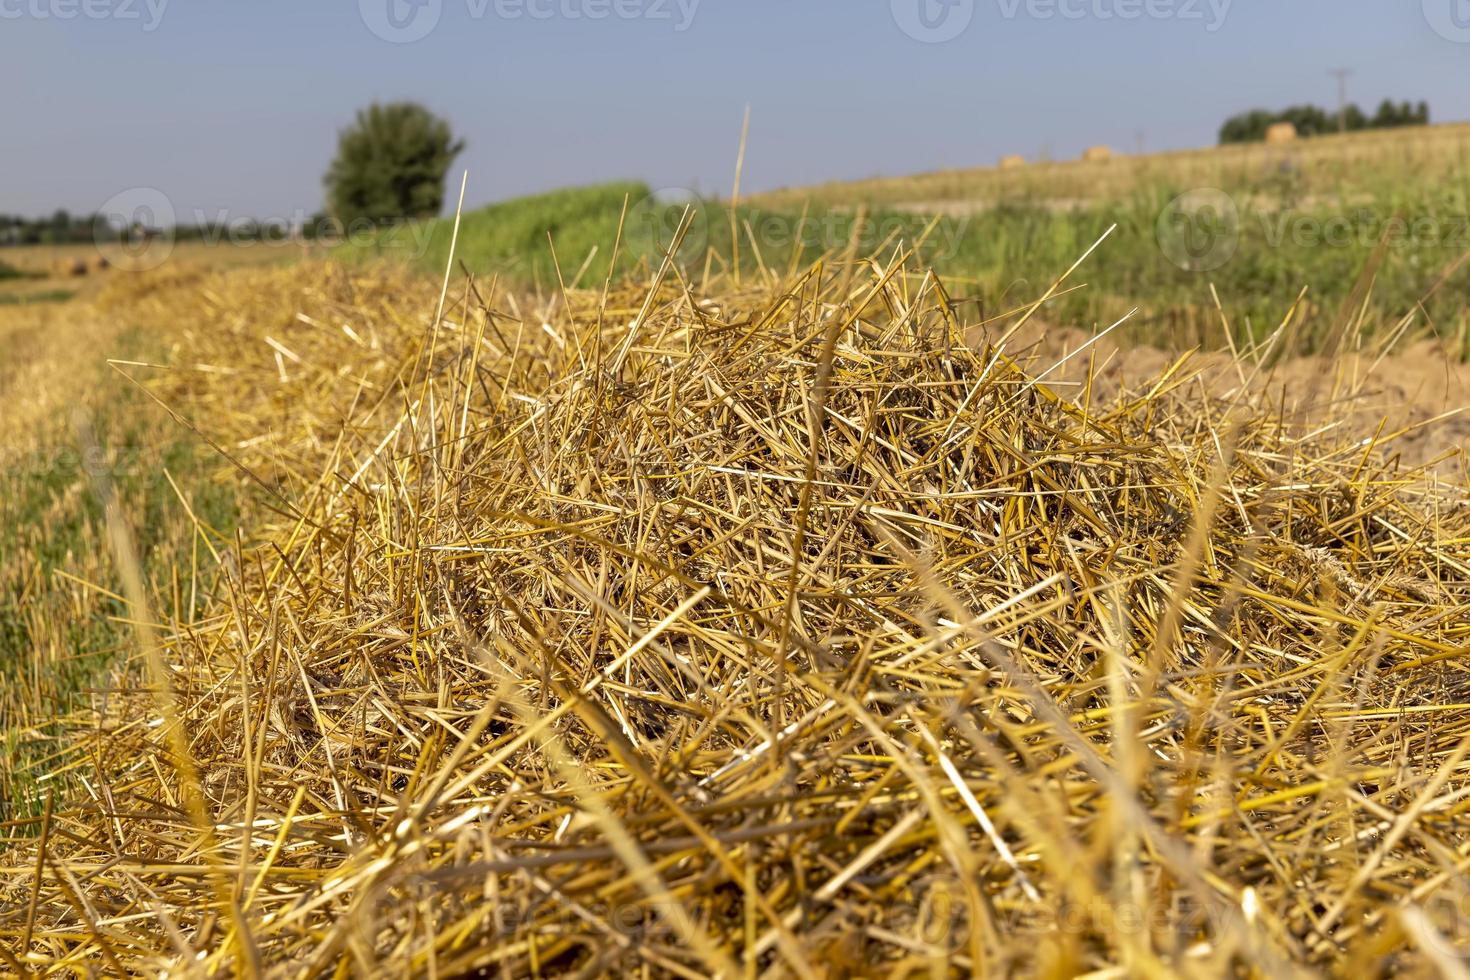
top-left (3, 0), bottom-right (1467, 220)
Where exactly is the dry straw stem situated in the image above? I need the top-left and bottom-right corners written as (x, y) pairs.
top-left (3, 239), bottom-right (1470, 977)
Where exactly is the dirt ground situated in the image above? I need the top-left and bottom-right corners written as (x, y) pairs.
top-left (975, 320), bottom-right (1470, 481)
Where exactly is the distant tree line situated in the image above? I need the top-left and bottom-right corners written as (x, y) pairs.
top-left (0, 211), bottom-right (106, 246)
top-left (6, 103), bottom-right (464, 249)
top-left (0, 210), bottom-right (344, 247)
top-left (1220, 100), bottom-right (1430, 144)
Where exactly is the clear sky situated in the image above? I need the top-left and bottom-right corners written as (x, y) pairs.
top-left (3, 0), bottom-right (1467, 221)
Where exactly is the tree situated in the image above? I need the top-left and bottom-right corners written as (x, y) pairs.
top-left (324, 102), bottom-right (464, 225)
top-left (1219, 100), bottom-right (1431, 144)
top-left (42, 209), bottom-right (72, 245)
top-left (1372, 100), bottom-right (1431, 128)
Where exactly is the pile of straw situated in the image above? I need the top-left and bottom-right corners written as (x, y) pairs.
top-left (5, 251), bottom-right (1470, 977)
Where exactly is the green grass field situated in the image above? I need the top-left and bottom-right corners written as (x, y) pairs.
top-left (0, 289), bottom-right (75, 306)
top-left (348, 124), bottom-right (1470, 355)
top-left (0, 292), bottom-right (245, 819)
top-left (345, 181), bottom-right (654, 288)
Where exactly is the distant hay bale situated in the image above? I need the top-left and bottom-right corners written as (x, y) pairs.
top-left (1082, 145), bottom-right (1112, 163)
top-left (999, 154), bottom-right (1026, 170)
top-left (90, 254), bottom-right (111, 273)
top-left (1265, 121), bottom-right (1298, 144)
top-left (52, 256), bottom-right (88, 277)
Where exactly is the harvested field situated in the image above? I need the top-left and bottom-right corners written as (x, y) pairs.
top-left (753, 123), bottom-right (1470, 213)
top-left (3, 251), bottom-right (1470, 976)
top-left (982, 321), bottom-right (1470, 481)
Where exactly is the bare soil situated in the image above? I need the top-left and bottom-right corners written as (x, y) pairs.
top-left (975, 321), bottom-right (1470, 480)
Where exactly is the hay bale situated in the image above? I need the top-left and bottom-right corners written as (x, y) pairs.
top-left (1081, 145), bottom-right (1112, 162)
top-left (4, 258), bottom-right (1470, 976)
top-left (50, 256), bottom-right (88, 277)
top-left (999, 154), bottom-right (1026, 170)
top-left (90, 253), bottom-right (111, 273)
top-left (1265, 121), bottom-right (1298, 144)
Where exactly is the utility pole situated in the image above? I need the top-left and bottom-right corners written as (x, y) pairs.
top-left (1329, 68), bottom-right (1353, 133)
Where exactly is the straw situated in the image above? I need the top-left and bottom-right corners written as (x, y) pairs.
top-left (4, 243), bottom-right (1470, 976)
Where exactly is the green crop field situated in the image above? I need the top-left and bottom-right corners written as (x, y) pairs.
top-left (342, 123), bottom-right (1470, 355)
